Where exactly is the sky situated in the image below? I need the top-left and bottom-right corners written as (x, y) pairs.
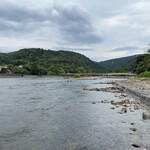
top-left (0, 0), bottom-right (150, 61)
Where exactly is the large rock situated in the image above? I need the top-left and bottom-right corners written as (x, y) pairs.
top-left (142, 112), bottom-right (150, 120)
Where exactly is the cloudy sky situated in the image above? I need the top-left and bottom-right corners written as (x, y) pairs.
top-left (0, 0), bottom-right (149, 61)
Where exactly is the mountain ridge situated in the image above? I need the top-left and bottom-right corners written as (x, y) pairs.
top-left (0, 48), bottom-right (144, 75)
top-left (0, 48), bottom-right (108, 75)
top-left (99, 55), bottom-right (140, 72)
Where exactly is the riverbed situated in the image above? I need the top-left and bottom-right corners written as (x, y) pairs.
top-left (0, 77), bottom-right (150, 150)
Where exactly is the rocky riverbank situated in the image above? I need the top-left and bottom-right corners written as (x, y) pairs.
top-left (83, 78), bottom-right (150, 149)
top-left (116, 79), bottom-right (150, 111)
top-left (87, 79), bottom-right (150, 111)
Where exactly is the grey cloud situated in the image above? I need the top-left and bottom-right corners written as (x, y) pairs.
top-left (0, 1), bottom-right (102, 45)
top-left (109, 46), bottom-right (138, 52)
top-left (0, 3), bottom-right (46, 22)
top-left (52, 4), bottom-right (102, 44)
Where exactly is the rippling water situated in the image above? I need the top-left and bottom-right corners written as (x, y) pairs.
top-left (0, 77), bottom-right (150, 150)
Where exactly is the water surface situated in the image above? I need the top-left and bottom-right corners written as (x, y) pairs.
top-left (0, 77), bottom-right (150, 150)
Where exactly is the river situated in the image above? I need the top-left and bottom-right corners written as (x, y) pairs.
top-left (0, 77), bottom-right (150, 150)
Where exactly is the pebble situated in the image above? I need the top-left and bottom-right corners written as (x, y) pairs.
top-left (130, 128), bottom-right (137, 131)
top-left (124, 104), bottom-right (130, 107)
top-left (144, 129), bottom-right (146, 132)
top-left (121, 121), bottom-right (127, 123)
top-left (111, 107), bottom-right (115, 110)
top-left (92, 101), bottom-right (96, 104)
top-left (130, 110), bottom-right (135, 112)
top-left (130, 123), bottom-right (135, 125)
top-left (132, 142), bottom-right (141, 148)
top-left (121, 107), bottom-right (127, 113)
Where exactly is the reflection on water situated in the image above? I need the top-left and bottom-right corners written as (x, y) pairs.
top-left (0, 77), bottom-right (150, 150)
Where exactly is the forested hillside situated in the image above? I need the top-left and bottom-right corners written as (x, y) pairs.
top-left (134, 50), bottom-right (150, 77)
top-left (1, 48), bottom-right (149, 76)
top-left (0, 48), bottom-right (108, 75)
top-left (120, 57), bottom-right (137, 72)
top-left (99, 55), bottom-right (139, 71)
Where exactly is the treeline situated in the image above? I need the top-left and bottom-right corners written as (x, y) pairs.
top-left (0, 48), bottom-right (108, 75)
top-left (134, 49), bottom-right (150, 77)
top-left (99, 49), bottom-right (150, 77)
top-left (111, 58), bottom-right (138, 73)
top-left (109, 49), bottom-right (150, 77)
top-left (99, 55), bottom-right (139, 73)
top-left (1, 48), bottom-right (149, 76)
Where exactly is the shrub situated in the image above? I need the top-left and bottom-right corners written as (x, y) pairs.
top-left (140, 71), bottom-right (150, 77)
top-left (74, 74), bottom-right (81, 78)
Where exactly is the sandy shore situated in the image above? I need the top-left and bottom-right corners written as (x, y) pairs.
top-left (117, 79), bottom-right (150, 110)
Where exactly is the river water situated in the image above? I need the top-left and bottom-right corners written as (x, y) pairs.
top-left (0, 77), bottom-right (150, 150)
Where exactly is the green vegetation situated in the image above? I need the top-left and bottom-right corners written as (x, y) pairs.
top-left (134, 49), bottom-right (150, 77)
top-left (74, 74), bottom-right (81, 78)
top-left (99, 55), bottom-right (139, 72)
top-left (107, 49), bottom-right (150, 76)
top-left (0, 48), bottom-right (108, 75)
top-left (1, 48), bottom-right (149, 76)
top-left (120, 57), bottom-right (137, 72)
top-left (139, 71), bottom-right (150, 77)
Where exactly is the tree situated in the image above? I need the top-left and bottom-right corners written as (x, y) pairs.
top-left (30, 63), bottom-right (48, 75)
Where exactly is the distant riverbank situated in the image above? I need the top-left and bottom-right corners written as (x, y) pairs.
top-left (0, 74), bottom-right (62, 78)
top-left (0, 73), bottom-right (135, 79)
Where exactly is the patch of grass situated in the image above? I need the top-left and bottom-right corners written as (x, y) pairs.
top-left (133, 75), bottom-right (150, 81)
top-left (140, 71), bottom-right (150, 78)
top-left (74, 74), bottom-right (81, 78)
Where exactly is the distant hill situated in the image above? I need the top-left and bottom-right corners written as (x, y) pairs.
top-left (120, 57), bottom-right (138, 72)
top-left (99, 55), bottom-right (140, 72)
top-left (0, 48), bottom-right (108, 75)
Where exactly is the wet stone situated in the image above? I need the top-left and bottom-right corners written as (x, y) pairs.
top-left (132, 142), bottom-right (141, 148)
top-left (130, 128), bottom-right (137, 132)
top-left (130, 123), bottom-right (135, 125)
top-left (121, 121), bottom-right (127, 123)
top-left (111, 107), bottom-right (115, 110)
top-left (92, 101), bottom-right (96, 104)
top-left (142, 112), bottom-right (150, 120)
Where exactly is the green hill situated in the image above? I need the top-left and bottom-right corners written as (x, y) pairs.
top-left (99, 55), bottom-right (139, 72)
top-left (0, 48), bottom-right (108, 75)
top-left (120, 57), bottom-right (137, 72)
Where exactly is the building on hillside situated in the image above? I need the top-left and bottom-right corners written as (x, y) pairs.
top-left (0, 66), bottom-right (11, 74)
top-left (18, 65), bottom-right (23, 68)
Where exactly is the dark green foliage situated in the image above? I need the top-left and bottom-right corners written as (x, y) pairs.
top-left (111, 69), bottom-right (128, 73)
top-left (10, 60), bottom-right (28, 66)
top-left (30, 63), bottom-right (48, 75)
top-left (135, 53), bottom-right (150, 74)
top-left (0, 48), bottom-right (108, 75)
top-left (99, 55), bottom-right (139, 72)
top-left (120, 57), bottom-right (138, 72)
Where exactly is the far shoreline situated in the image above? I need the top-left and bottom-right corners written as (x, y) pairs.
top-left (0, 73), bottom-right (136, 79)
